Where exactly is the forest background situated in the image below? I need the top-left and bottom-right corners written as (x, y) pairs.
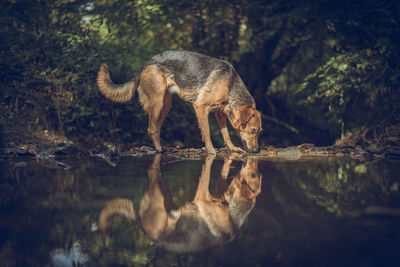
top-left (1, 0), bottom-right (399, 153)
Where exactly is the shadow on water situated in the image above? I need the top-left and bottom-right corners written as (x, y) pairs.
top-left (0, 155), bottom-right (399, 266)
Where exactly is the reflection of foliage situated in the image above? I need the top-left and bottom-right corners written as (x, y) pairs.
top-left (272, 157), bottom-right (399, 216)
top-left (0, 157), bottom-right (209, 266)
top-left (1, 157), bottom-right (400, 265)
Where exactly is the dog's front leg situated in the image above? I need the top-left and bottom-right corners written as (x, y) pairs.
top-left (194, 105), bottom-right (216, 155)
top-left (220, 157), bottom-right (233, 179)
top-left (214, 111), bottom-right (244, 153)
top-left (214, 157), bottom-right (233, 197)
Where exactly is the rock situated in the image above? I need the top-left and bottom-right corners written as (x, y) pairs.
top-left (139, 146), bottom-right (156, 154)
top-left (257, 149), bottom-right (277, 157)
top-left (4, 147), bottom-right (35, 157)
top-left (350, 147), bottom-right (372, 160)
top-left (298, 143), bottom-right (316, 152)
top-left (53, 143), bottom-right (84, 159)
top-left (13, 161), bottom-right (28, 168)
top-left (385, 148), bottom-right (400, 159)
top-left (98, 147), bottom-right (120, 166)
top-left (258, 149), bottom-right (269, 155)
top-left (173, 141), bottom-right (184, 148)
top-left (35, 143), bottom-right (87, 160)
top-left (140, 146), bottom-right (155, 151)
top-left (277, 147), bottom-right (302, 160)
top-left (307, 147), bottom-right (330, 156)
top-left (57, 161), bottom-right (71, 170)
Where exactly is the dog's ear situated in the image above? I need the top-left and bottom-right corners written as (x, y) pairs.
top-left (239, 108), bottom-right (254, 125)
top-left (232, 107), bottom-right (254, 129)
top-left (254, 110), bottom-right (262, 122)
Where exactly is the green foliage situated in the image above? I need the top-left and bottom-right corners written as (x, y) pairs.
top-left (0, 0), bottom-right (248, 150)
top-left (267, 0), bottom-right (400, 143)
top-left (297, 47), bottom-right (400, 132)
top-left (1, 0), bottom-right (400, 149)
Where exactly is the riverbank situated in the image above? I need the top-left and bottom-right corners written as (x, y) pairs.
top-left (3, 136), bottom-right (400, 170)
top-left (2, 112), bottom-right (400, 168)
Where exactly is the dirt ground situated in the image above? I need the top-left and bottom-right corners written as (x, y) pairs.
top-left (2, 105), bottom-right (400, 165)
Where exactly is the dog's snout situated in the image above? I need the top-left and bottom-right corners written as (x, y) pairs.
top-left (241, 138), bottom-right (259, 153)
top-left (244, 145), bottom-right (259, 153)
top-left (247, 147), bottom-right (259, 153)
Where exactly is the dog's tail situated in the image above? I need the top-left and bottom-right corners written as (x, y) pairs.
top-left (97, 64), bottom-right (139, 103)
top-left (99, 198), bottom-right (139, 234)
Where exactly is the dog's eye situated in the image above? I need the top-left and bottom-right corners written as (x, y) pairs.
top-left (250, 128), bottom-right (257, 135)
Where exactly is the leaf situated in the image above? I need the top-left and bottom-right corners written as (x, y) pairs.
top-left (338, 63), bottom-right (348, 71)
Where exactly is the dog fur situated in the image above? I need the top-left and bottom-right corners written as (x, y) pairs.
top-left (99, 154), bottom-right (262, 253)
top-left (97, 50), bottom-right (262, 154)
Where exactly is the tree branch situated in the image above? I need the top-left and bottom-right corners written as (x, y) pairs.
top-left (262, 114), bottom-right (300, 134)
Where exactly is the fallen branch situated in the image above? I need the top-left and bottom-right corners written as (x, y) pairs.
top-left (262, 114), bottom-right (300, 134)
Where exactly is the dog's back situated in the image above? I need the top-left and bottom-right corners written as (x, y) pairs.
top-left (147, 50), bottom-right (232, 91)
top-left (146, 51), bottom-right (254, 107)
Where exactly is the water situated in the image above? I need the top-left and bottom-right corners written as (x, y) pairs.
top-left (1, 155), bottom-right (400, 266)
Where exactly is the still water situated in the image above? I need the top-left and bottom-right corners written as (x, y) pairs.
top-left (1, 155), bottom-right (400, 266)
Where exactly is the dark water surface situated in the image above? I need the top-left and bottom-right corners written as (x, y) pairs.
top-left (1, 155), bottom-right (400, 266)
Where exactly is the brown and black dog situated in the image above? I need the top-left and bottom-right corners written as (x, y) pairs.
top-left (97, 50), bottom-right (262, 154)
top-left (99, 154), bottom-right (262, 253)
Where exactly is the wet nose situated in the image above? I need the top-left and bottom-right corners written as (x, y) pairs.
top-left (247, 147), bottom-right (259, 153)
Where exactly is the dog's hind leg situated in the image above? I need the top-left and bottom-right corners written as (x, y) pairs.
top-left (147, 101), bottom-right (164, 152)
top-left (147, 91), bottom-right (172, 152)
top-left (140, 154), bottom-right (169, 239)
top-left (157, 91), bottom-right (172, 135)
top-left (139, 66), bottom-right (169, 152)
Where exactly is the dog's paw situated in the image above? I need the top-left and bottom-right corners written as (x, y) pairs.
top-left (206, 147), bottom-right (216, 155)
top-left (228, 146), bottom-right (245, 153)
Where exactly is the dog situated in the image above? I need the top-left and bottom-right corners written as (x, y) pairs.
top-left (97, 50), bottom-right (262, 154)
top-left (99, 154), bottom-right (262, 253)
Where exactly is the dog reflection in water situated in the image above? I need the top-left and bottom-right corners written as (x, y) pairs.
top-left (99, 155), bottom-right (262, 253)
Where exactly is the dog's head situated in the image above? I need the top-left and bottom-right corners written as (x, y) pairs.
top-left (230, 106), bottom-right (262, 153)
top-left (223, 158), bottom-right (262, 202)
top-left (236, 158), bottom-right (262, 200)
